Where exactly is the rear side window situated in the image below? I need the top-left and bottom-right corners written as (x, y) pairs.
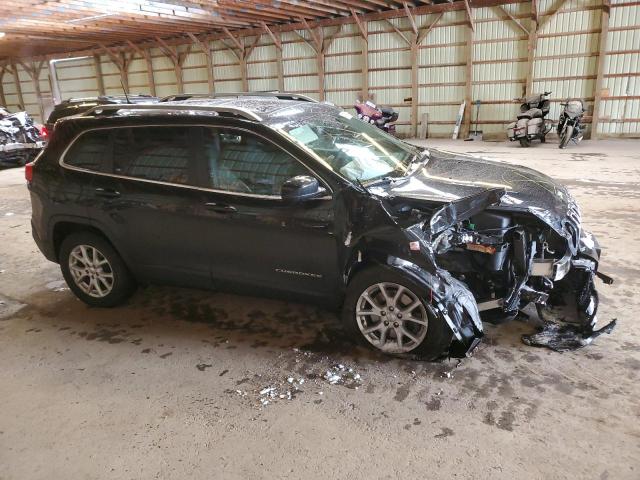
top-left (63, 129), bottom-right (110, 171)
top-left (111, 127), bottom-right (193, 185)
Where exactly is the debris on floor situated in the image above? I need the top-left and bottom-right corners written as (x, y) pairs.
top-left (323, 364), bottom-right (362, 389)
top-left (257, 377), bottom-right (305, 406)
top-left (522, 319), bottom-right (617, 352)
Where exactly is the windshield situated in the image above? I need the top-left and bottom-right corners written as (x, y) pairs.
top-left (266, 105), bottom-right (420, 184)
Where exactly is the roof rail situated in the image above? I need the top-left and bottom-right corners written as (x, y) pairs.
top-left (79, 103), bottom-right (263, 122)
top-left (159, 91), bottom-right (318, 103)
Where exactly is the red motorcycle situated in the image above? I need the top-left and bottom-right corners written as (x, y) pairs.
top-left (354, 100), bottom-right (398, 135)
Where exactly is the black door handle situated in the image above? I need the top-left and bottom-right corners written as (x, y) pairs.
top-left (94, 187), bottom-right (120, 198)
top-left (205, 202), bottom-right (237, 214)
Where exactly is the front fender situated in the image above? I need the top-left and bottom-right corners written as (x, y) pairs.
top-left (386, 256), bottom-right (484, 357)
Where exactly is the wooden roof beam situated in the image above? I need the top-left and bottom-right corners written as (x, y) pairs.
top-left (464, 0), bottom-right (475, 32)
top-left (299, 16), bottom-right (323, 52)
top-left (384, 19), bottom-right (411, 45)
top-left (222, 27), bottom-right (244, 53)
top-left (403, 2), bottom-right (419, 36)
top-left (537, 0), bottom-right (569, 31)
top-left (417, 12), bottom-right (444, 44)
top-left (155, 37), bottom-right (179, 65)
top-left (261, 22), bottom-right (282, 50)
top-left (350, 8), bottom-right (368, 41)
top-left (496, 4), bottom-right (529, 35)
top-left (186, 33), bottom-right (212, 58)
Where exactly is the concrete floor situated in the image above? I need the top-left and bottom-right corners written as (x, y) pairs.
top-left (1, 139), bottom-right (639, 479)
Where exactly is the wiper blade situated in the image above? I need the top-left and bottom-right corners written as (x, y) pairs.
top-left (365, 175), bottom-right (409, 188)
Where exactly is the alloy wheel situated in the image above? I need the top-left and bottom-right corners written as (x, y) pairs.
top-left (68, 245), bottom-right (115, 298)
top-left (355, 282), bottom-right (429, 353)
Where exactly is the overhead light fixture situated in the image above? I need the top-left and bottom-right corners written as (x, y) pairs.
top-left (0, 32), bottom-right (6, 38)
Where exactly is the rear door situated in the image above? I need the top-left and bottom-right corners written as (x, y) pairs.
top-left (84, 125), bottom-right (213, 287)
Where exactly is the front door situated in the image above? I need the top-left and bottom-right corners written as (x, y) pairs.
top-left (195, 126), bottom-right (339, 298)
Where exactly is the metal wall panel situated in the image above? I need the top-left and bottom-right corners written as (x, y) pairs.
top-left (10, 1), bottom-right (636, 136)
top-left (56, 58), bottom-right (99, 101)
top-left (598, 2), bottom-right (640, 135)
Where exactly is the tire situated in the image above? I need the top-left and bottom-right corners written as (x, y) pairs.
top-left (519, 137), bottom-right (531, 147)
top-left (559, 125), bottom-right (573, 149)
top-left (342, 266), bottom-right (453, 359)
top-left (59, 232), bottom-right (136, 307)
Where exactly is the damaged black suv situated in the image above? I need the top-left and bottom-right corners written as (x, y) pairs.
top-left (27, 95), bottom-right (610, 359)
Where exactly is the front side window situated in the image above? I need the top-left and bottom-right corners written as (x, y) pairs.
top-left (202, 128), bottom-right (310, 196)
top-left (265, 105), bottom-right (420, 184)
top-left (111, 126), bottom-right (192, 185)
top-left (64, 129), bottom-right (110, 171)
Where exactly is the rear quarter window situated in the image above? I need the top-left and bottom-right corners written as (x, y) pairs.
top-left (63, 129), bottom-right (110, 171)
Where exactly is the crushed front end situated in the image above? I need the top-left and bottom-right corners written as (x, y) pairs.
top-left (390, 186), bottom-right (613, 356)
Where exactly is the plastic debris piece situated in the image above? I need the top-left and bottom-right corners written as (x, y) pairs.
top-left (522, 319), bottom-right (617, 352)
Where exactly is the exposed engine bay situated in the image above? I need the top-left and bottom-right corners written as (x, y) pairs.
top-left (0, 107), bottom-right (44, 166)
top-left (383, 184), bottom-right (614, 357)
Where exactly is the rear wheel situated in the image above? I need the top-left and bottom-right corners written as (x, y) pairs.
top-left (559, 125), bottom-right (573, 149)
top-left (59, 232), bottom-right (136, 307)
top-left (342, 267), bottom-right (452, 359)
top-left (519, 137), bottom-right (531, 147)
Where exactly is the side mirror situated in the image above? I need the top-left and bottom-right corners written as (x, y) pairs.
top-left (281, 175), bottom-right (325, 202)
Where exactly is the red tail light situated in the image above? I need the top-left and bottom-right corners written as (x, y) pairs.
top-left (25, 162), bottom-right (34, 183)
top-left (39, 125), bottom-right (49, 139)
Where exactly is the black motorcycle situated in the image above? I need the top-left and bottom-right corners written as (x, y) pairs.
top-left (557, 100), bottom-right (585, 149)
top-left (507, 92), bottom-right (553, 147)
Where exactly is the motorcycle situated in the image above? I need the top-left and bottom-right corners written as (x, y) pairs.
top-left (354, 100), bottom-right (398, 135)
top-left (557, 99), bottom-right (585, 149)
top-left (507, 91), bottom-right (553, 147)
top-left (0, 108), bottom-right (44, 166)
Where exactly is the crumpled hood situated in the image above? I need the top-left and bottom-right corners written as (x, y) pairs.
top-left (381, 149), bottom-right (578, 235)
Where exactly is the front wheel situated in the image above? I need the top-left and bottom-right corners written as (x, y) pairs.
top-left (519, 137), bottom-right (531, 147)
top-left (59, 232), bottom-right (137, 307)
top-left (559, 125), bottom-right (573, 149)
top-left (342, 267), bottom-right (452, 359)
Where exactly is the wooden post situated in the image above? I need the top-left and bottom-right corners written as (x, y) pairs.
top-left (156, 37), bottom-right (185, 93)
top-left (461, 1), bottom-right (475, 139)
top-left (10, 61), bottom-right (25, 109)
top-left (93, 54), bottom-right (105, 95)
top-left (275, 32), bottom-right (284, 91)
top-left (0, 67), bottom-right (6, 106)
top-left (462, 25), bottom-right (474, 139)
top-left (410, 41), bottom-right (419, 137)
top-left (99, 44), bottom-right (132, 92)
top-left (525, 0), bottom-right (539, 96)
top-left (352, 8), bottom-right (369, 101)
top-left (16, 60), bottom-right (46, 120)
top-left (591, 0), bottom-right (610, 140)
top-left (386, 11), bottom-right (442, 137)
top-left (144, 49), bottom-right (156, 96)
top-left (222, 28), bottom-right (260, 93)
top-left (261, 22), bottom-right (284, 92)
top-left (187, 33), bottom-right (214, 94)
top-left (317, 49), bottom-right (325, 101)
top-left (297, 18), bottom-right (341, 101)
